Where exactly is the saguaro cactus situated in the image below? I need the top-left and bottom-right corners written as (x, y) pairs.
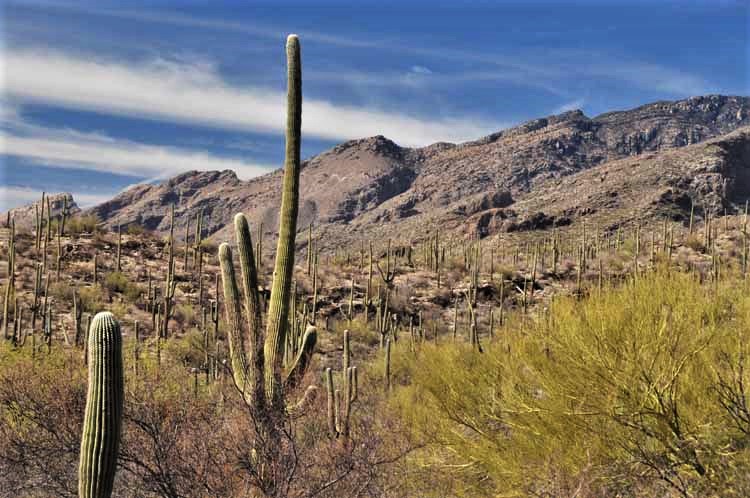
top-left (217, 34), bottom-right (315, 497)
top-left (325, 330), bottom-right (358, 441)
top-left (78, 312), bottom-right (124, 498)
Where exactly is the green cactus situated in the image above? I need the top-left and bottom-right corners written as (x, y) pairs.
top-left (78, 312), bottom-right (123, 498)
top-left (384, 337), bottom-right (392, 392)
top-left (116, 224), bottom-right (122, 273)
top-left (2, 218), bottom-right (15, 341)
top-left (306, 222), bottom-right (313, 275)
top-left (60, 195), bottom-right (70, 236)
top-left (35, 192), bottom-right (44, 251)
top-left (184, 215), bottom-right (190, 272)
top-left (73, 289), bottom-right (83, 346)
top-left (325, 330), bottom-right (358, 440)
top-left (161, 204), bottom-right (176, 338)
top-left (56, 222), bottom-right (62, 281)
top-left (348, 276), bottom-right (354, 323)
top-left (217, 34), bottom-right (315, 495)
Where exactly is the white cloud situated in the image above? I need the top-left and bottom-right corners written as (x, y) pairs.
top-left (2, 49), bottom-right (504, 147)
top-left (1, 123), bottom-right (276, 180)
top-left (410, 65), bottom-right (432, 75)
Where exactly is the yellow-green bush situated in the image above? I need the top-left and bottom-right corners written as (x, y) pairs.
top-left (104, 271), bottom-right (142, 302)
top-left (392, 270), bottom-right (750, 497)
top-left (67, 214), bottom-right (101, 235)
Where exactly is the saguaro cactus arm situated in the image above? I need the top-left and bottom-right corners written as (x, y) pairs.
top-left (78, 312), bottom-right (123, 498)
top-left (283, 324), bottom-right (317, 390)
top-left (234, 213), bottom-right (263, 344)
top-left (218, 242), bottom-right (259, 407)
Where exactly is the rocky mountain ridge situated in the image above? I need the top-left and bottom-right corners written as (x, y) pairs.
top-left (6, 95), bottom-right (750, 249)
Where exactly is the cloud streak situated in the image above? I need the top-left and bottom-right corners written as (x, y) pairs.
top-left (1, 122), bottom-right (276, 180)
top-left (3, 49), bottom-right (505, 147)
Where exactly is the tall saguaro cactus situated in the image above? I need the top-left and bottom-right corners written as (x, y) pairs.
top-left (78, 312), bottom-right (124, 498)
top-left (264, 32), bottom-right (303, 408)
top-left (218, 34), bottom-right (316, 497)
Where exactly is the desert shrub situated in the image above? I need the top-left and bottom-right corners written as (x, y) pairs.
top-left (164, 328), bottom-right (205, 367)
top-left (126, 223), bottom-right (145, 236)
top-left (78, 285), bottom-right (105, 313)
top-left (342, 315), bottom-right (383, 349)
top-left (0, 342), bottom-right (244, 498)
top-left (50, 281), bottom-right (76, 302)
top-left (0, 347), bottom-right (86, 497)
top-left (67, 214), bottom-right (101, 236)
top-left (685, 234), bottom-right (705, 252)
top-left (199, 239), bottom-right (218, 256)
top-left (105, 271), bottom-right (142, 303)
top-left (393, 269), bottom-right (750, 497)
top-left (12, 236), bottom-right (32, 256)
top-left (173, 303), bottom-right (198, 329)
top-left (0, 325), bottom-right (414, 498)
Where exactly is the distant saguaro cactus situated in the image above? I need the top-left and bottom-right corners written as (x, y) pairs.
top-left (78, 312), bottom-right (124, 498)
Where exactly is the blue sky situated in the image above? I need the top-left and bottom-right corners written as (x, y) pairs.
top-left (1, 0), bottom-right (747, 210)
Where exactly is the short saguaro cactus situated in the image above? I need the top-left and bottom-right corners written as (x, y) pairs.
top-left (78, 311), bottom-right (124, 498)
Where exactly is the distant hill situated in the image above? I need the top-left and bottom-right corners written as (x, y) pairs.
top-left (81, 94), bottom-right (750, 249)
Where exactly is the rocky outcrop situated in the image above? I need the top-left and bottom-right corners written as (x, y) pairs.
top-left (2, 193), bottom-right (80, 229)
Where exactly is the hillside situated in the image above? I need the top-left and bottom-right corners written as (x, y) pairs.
top-left (77, 95), bottom-right (750, 250)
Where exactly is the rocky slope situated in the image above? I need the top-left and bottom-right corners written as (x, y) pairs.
top-left (82, 95), bottom-right (750, 248)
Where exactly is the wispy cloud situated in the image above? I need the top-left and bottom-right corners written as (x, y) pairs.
top-left (580, 60), bottom-right (711, 96)
top-left (24, 4), bottom-right (719, 99)
top-left (306, 57), bottom-right (712, 99)
top-left (3, 49), bottom-right (504, 146)
top-left (35, 3), bottom-right (387, 49)
top-left (1, 117), bottom-right (276, 180)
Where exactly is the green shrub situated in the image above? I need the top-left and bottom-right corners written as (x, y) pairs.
top-left (173, 303), bottom-right (197, 329)
top-left (104, 272), bottom-right (142, 303)
top-left (78, 286), bottom-right (105, 313)
top-left (126, 224), bottom-right (146, 236)
top-left (393, 269), bottom-right (750, 497)
top-left (68, 214), bottom-right (101, 235)
top-left (50, 281), bottom-right (76, 302)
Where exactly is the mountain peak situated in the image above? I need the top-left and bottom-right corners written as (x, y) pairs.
top-left (329, 134), bottom-right (404, 156)
top-left (85, 94), bottom-right (750, 247)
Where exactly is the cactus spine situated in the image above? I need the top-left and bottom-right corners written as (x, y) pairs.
top-left (78, 312), bottom-right (124, 498)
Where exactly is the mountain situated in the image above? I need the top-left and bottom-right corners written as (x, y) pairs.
top-left (1, 193), bottom-right (80, 229)
top-left (86, 95), bottom-right (750, 249)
